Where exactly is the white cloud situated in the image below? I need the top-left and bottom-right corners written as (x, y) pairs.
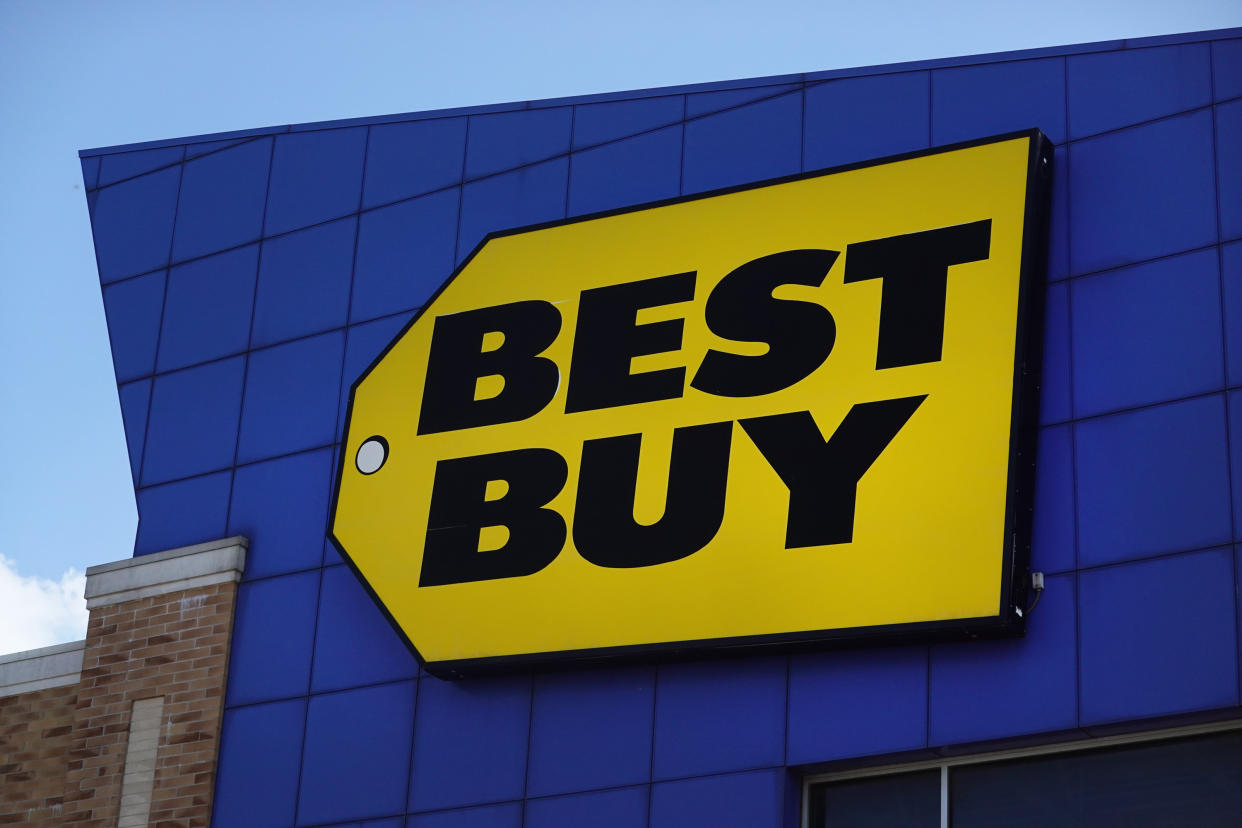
top-left (0, 554), bottom-right (88, 654)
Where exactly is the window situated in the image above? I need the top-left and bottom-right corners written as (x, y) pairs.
top-left (806, 722), bottom-right (1242, 827)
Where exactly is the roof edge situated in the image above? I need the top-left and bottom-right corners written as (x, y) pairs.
top-left (79, 24), bottom-right (1242, 158)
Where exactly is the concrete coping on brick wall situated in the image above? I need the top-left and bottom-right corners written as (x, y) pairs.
top-left (0, 639), bottom-right (86, 698)
top-left (83, 536), bottom-right (248, 610)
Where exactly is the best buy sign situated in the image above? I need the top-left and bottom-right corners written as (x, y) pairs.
top-left (330, 130), bottom-right (1052, 678)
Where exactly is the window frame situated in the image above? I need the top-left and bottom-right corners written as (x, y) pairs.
top-left (802, 718), bottom-right (1242, 828)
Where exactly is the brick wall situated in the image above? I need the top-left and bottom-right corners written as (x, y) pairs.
top-left (0, 538), bottom-right (246, 827)
top-left (0, 684), bottom-right (77, 825)
top-left (62, 581), bottom-right (237, 827)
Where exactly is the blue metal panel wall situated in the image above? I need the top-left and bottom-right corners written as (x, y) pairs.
top-left (82, 28), bottom-right (1242, 828)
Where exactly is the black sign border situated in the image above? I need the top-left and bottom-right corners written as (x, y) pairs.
top-left (328, 128), bottom-right (1054, 680)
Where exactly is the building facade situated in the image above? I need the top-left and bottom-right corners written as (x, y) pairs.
top-left (0, 539), bottom-right (246, 826)
top-left (4, 24), bottom-right (1242, 828)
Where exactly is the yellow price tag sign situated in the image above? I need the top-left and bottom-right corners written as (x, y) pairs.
top-left (331, 130), bottom-right (1053, 678)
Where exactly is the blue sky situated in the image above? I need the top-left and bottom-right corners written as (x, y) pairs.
top-left (1, 0), bottom-right (1238, 649)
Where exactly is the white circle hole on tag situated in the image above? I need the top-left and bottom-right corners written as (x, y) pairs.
top-left (356, 436), bottom-right (389, 475)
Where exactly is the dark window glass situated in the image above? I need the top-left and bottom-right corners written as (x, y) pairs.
top-left (951, 731), bottom-right (1242, 828)
top-left (810, 769), bottom-right (940, 828)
